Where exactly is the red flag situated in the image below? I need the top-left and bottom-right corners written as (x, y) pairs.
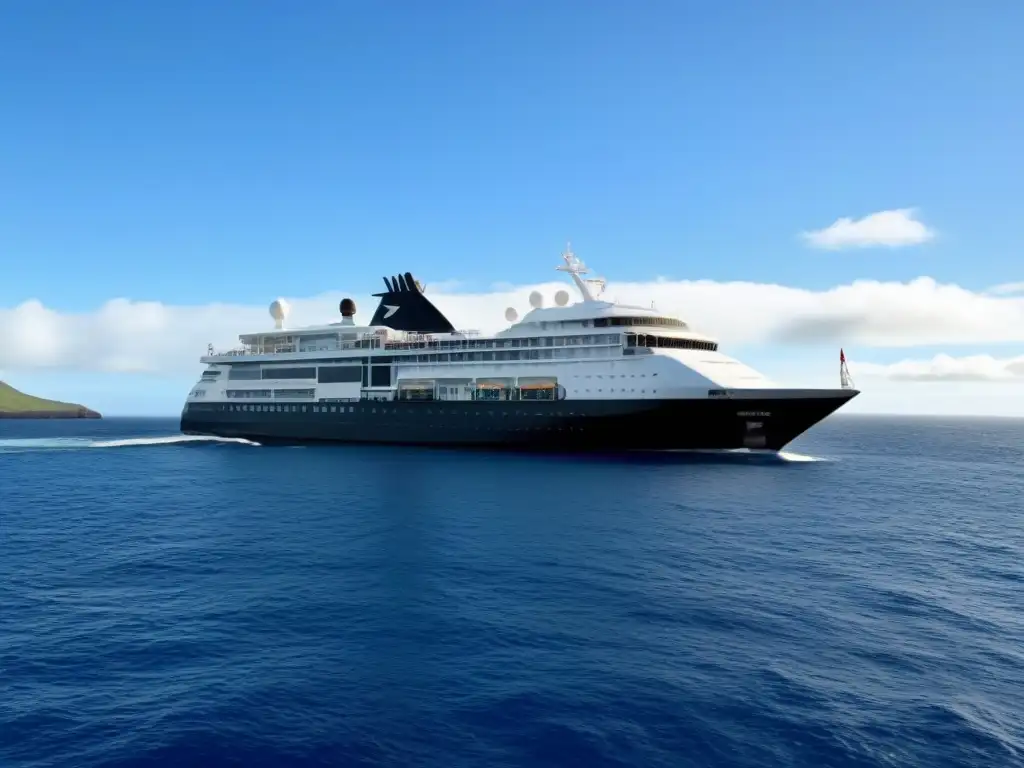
top-left (840, 348), bottom-right (846, 363)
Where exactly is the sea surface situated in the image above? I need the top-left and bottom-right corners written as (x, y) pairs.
top-left (1, 415), bottom-right (1023, 768)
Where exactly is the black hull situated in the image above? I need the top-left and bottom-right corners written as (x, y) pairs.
top-left (180, 393), bottom-right (857, 452)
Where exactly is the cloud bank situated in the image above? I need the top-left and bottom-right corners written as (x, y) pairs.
top-left (802, 208), bottom-right (934, 249)
top-left (4, 275), bottom-right (1024, 376)
top-left (858, 353), bottom-right (1024, 382)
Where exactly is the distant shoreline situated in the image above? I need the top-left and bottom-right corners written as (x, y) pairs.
top-left (0, 380), bottom-right (103, 420)
top-left (0, 409), bottom-right (102, 420)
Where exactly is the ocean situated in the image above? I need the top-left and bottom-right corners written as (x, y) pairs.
top-left (1, 415), bottom-right (1022, 768)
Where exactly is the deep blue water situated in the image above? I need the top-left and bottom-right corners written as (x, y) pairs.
top-left (2, 415), bottom-right (1023, 768)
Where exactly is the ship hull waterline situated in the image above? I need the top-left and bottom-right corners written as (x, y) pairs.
top-left (181, 391), bottom-right (857, 453)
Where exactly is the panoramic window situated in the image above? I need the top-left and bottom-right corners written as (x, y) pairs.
top-left (625, 334), bottom-right (717, 351)
top-left (593, 316), bottom-right (689, 329)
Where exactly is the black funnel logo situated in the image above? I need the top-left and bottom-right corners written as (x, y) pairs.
top-left (369, 271), bottom-right (456, 333)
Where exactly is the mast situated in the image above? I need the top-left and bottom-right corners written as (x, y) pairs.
top-left (556, 243), bottom-right (606, 301)
top-left (840, 348), bottom-right (855, 389)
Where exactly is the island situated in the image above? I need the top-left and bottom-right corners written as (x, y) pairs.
top-left (0, 381), bottom-right (102, 419)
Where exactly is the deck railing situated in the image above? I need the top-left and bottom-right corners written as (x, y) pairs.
top-left (204, 328), bottom-right (485, 358)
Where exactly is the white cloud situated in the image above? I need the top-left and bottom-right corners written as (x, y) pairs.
top-left (856, 353), bottom-right (1024, 382)
top-left (802, 208), bottom-right (935, 249)
top-left (3, 275), bottom-right (1024, 375)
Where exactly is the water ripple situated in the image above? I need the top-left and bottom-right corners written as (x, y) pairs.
top-left (2, 416), bottom-right (1024, 767)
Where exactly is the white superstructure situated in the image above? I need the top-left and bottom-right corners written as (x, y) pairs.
top-left (186, 246), bottom-right (795, 407)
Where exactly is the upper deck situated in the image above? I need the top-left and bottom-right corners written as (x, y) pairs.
top-left (201, 246), bottom-right (718, 362)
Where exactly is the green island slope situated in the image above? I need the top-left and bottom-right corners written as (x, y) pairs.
top-left (0, 381), bottom-right (102, 419)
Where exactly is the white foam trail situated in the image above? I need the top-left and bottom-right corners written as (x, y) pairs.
top-left (0, 435), bottom-right (259, 451)
top-left (90, 435), bottom-right (260, 448)
top-left (659, 447), bottom-right (828, 462)
top-left (0, 437), bottom-right (95, 450)
top-left (776, 450), bottom-right (826, 463)
top-left (707, 448), bottom-right (828, 462)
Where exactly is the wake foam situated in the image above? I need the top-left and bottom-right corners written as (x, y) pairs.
top-left (652, 447), bottom-right (829, 463)
top-left (776, 450), bottom-right (825, 463)
top-left (0, 437), bottom-right (96, 451)
top-left (91, 435), bottom-right (259, 448)
top-left (721, 448), bottom-right (829, 463)
top-left (0, 435), bottom-right (259, 452)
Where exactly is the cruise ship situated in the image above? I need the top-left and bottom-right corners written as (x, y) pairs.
top-left (180, 247), bottom-right (858, 451)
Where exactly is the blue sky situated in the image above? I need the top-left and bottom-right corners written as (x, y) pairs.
top-left (2, 1), bottom-right (1024, 416)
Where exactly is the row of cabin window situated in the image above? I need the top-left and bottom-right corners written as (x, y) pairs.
top-left (391, 347), bottom-right (618, 364)
top-left (244, 332), bottom-right (625, 356)
top-left (220, 403), bottom-right (315, 413)
top-left (227, 365), bottom-right (364, 382)
top-left (225, 389), bottom-right (315, 399)
top-left (381, 323), bottom-right (687, 350)
top-left (625, 335), bottom-right (718, 351)
top-left (222, 384), bottom-right (559, 402)
top-left (205, 402), bottom-right (593, 417)
top-left (385, 333), bottom-right (623, 351)
top-left (245, 338), bottom-right (377, 354)
top-left (222, 335), bottom-right (713, 382)
top-left (399, 388), bottom-right (561, 401)
top-left (226, 346), bottom-right (622, 382)
top-left (593, 316), bottom-right (687, 328)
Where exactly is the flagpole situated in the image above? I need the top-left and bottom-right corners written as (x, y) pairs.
top-left (840, 348), bottom-right (854, 389)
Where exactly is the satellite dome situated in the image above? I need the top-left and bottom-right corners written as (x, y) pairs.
top-left (269, 298), bottom-right (290, 329)
top-left (554, 289), bottom-right (570, 307)
top-left (340, 298), bottom-right (357, 317)
top-left (528, 291), bottom-right (544, 309)
top-left (505, 307), bottom-right (519, 322)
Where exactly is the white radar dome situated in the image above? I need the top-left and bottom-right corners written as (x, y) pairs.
top-left (554, 289), bottom-right (570, 306)
top-left (528, 290), bottom-right (544, 309)
top-left (269, 298), bottom-right (291, 329)
top-left (505, 307), bottom-right (519, 322)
